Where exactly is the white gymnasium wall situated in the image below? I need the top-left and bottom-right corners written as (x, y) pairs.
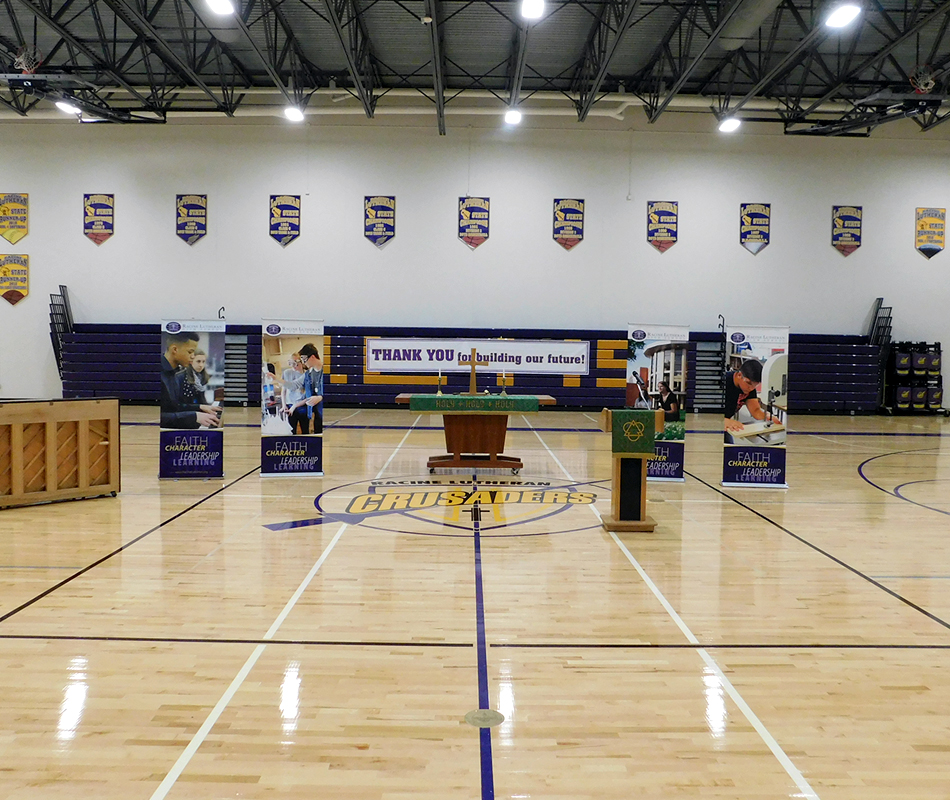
top-left (1, 120), bottom-right (949, 399)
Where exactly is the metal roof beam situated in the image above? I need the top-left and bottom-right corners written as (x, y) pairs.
top-left (424, 0), bottom-right (446, 133)
top-left (100, 0), bottom-right (233, 113)
top-left (321, 0), bottom-right (377, 117)
top-left (571, 0), bottom-right (642, 122)
top-left (796, 1), bottom-right (950, 117)
top-left (12, 0), bottom-right (155, 106)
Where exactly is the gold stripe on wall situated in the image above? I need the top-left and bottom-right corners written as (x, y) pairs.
top-left (364, 374), bottom-right (442, 385)
top-left (596, 378), bottom-right (627, 388)
top-left (596, 359), bottom-right (627, 370)
top-left (563, 376), bottom-right (581, 387)
top-left (330, 374), bottom-right (348, 384)
top-left (598, 339), bottom-right (627, 350)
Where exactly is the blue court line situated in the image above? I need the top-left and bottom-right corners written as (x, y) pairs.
top-left (857, 449), bottom-right (950, 517)
top-left (471, 480), bottom-right (495, 800)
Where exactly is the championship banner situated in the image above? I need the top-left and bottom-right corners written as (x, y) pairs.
top-left (269, 195), bottom-right (301, 247)
top-left (159, 319), bottom-right (226, 479)
top-left (0, 193), bottom-right (28, 245)
top-left (628, 324), bottom-right (690, 481)
top-left (261, 319), bottom-right (324, 476)
top-left (647, 201), bottom-right (678, 253)
top-left (366, 338), bottom-right (590, 376)
top-left (459, 196), bottom-right (489, 249)
top-left (176, 194), bottom-right (207, 245)
top-left (553, 198), bottom-right (584, 250)
top-left (915, 207), bottom-right (945, 259)
top-left (365, 195), bottom-right (395, 247)
top-left (739, 203), bottom-right (770, 255)
top-left (722, 324), bottom-right (789, 488)
top-left (831, 205), bottom-right (861, 256)
top-left (0, 254), bottom-right (28, 305)
top-left (83, 193), bottom-right (114, 245)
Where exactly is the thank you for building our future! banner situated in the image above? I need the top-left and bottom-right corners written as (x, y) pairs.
top-left (459, 197), bottom-right (489, 250)
top-left (553, 198), bottom-right (584, 250)
top-left (831, 205), bottom-right (861, 256)
top-left (365, 196), bottom-right (396, 247)
top-left (176, 194), bottom-right (207, 245)
top-left (261, 319), bottom-right (324, 476)
top-left (159, 320), bottom-right (226, 479)
top-left (628, 324), bottom-right (690, 481)
top-left (722, 324), bottom-right (789, 488)
top-left (269, 195), bottom-right (301, 247)
top-left (739, 203), bottom-right (770, 255)
top-left (366, 338), bottom-right (590, 376)
top-left (915, 207), bottom-right (945, 259)
top-left (647, 201), bottom-right (678, 253)
top-left (84, 194), bottom-right (115, 245)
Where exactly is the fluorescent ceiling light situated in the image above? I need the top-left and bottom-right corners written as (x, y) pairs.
top-left (521, 0), bottom-right (544, 20)
top-left (284, 106), bottom-right (305, 122)
top-left (206, 0), bottom-right (235, 14)
top-left (825, 3), bottom-right (861, 28)
top-left (504, 108), bottom-right (523, 124)
top-left (55, 100), bottom-right (81, 115)
top-left (718, 116), bottom-right (741, 132)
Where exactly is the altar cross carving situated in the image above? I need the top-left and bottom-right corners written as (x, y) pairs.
top-left (462, 347), bottom-right (490, 395)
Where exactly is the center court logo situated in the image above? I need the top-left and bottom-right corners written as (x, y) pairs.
top-left (265, 476), bottom-right (603, 537)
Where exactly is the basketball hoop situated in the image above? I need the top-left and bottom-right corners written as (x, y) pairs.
top-left (910, 64), bottom-right (936, 94)
top-left (13, 44), bottom-right (43, 75)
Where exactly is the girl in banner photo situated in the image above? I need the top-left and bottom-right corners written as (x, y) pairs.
top-left (268, 343), bottom-right (324, 434)
top-left (182, 349), bottom-right (215, 406)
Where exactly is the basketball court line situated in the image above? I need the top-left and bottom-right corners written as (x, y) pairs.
top-left (148, 421), bottom-right (421, 800)
top-left (0, 465), bottom-right (262, 625)
top-left (523, 416), bottom-right (822, 800)
top-left (686, 469), bottom-right (950, 633)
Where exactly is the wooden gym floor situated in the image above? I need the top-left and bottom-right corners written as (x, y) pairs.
top-left (0, 405), bottom-right (948, 800)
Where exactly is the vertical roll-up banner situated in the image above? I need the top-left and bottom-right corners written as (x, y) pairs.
top-left (628, 324), bottom-right (690, 481)
top-left (722, 325), bottom-right (789, 488)
top-left (159, 320), bottom-right (226, 479)
top-left (261, 320), bottom-right (325, 476)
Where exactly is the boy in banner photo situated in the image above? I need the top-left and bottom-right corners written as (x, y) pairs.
top-left (723, 358), bottom-right (786, 445)
top-left (267, 342), bottom-right (324, 434)
top-left (161, 331), bottom-right (222, 429)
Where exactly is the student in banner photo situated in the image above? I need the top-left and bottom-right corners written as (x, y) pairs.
top-left (656, 381), bottom-right (680, 422)
top-left (270, 343), bottom-right (323, 434)
top-left (723, 359), bottom-right (782, 443)
top-left (182, 348), bottom-right (214, 406)
top-left (161, 332), bottom-right (221, 430)
top-left (281, 354), bottom-right (305, 418)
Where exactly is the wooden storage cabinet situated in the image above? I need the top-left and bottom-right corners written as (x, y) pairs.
top-left (0, 398), bottom-right (120, 508)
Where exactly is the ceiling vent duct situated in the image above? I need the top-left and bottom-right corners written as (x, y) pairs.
top-left (718, 0), bottom-right (785, 51)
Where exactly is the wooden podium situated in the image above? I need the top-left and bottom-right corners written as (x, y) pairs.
top-left (396, 393), bottom-right (555, 472)
top-left (600, 408), bottom-right (664, 532)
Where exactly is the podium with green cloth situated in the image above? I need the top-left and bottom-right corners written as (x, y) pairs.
top-left (600, 408), bottom-right (664, 532)
top-left (396, 393), bottom-right (555, 472)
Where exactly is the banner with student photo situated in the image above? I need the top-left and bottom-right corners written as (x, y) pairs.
top-left (722, 324), bottom-right (789, 488)
top-left (261, 319), bottom-right (324, 476)
top-left (628, 324), bottom-right (690, 481)
top-left (159, 320), bottom-right (226, 479)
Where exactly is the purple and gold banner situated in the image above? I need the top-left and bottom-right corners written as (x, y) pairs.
top-left (553, 198), bottom-right (584, 250)
top-left (459, 196), bottom-right (489, 250)
top-left (0, 253), bottom-right (28, 305)
top-left (176, 194), bottom-right (207, 245)
top-left (647, 201), bottom-right (678, 253)
top-left (832, 205), bottom-right (861, 256)
top-left (739, 203), bottom-right (770, 255)
top-left (261, 435), bottom-right (323, 475)
top-left (84, 193), bottom-right (114, 245)
top-left (915, 207), bottom-right (945, 260)
top-left (648, 440), bottom-right (685, 481)
top-left (722, 444), bottom-right (786, 486)
top-left (0, 193), bottom-right (28, 245)
top-left (270, 195), bottom-right (301, 247)
top-left (723, 324), bottom-right (789, 488)
top-left (159, 430), bottom-right (223, 479)
top-left (365, 195), bottom-right (396, 247)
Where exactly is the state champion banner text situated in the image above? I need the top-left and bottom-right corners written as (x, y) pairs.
top-left (366, 338), bottom-right (590, 375)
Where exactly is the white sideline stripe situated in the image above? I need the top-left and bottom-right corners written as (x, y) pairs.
top-left (527, 420), bottom-right (820, 800)
top-left (149, 421), bottom-right (415, 800)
